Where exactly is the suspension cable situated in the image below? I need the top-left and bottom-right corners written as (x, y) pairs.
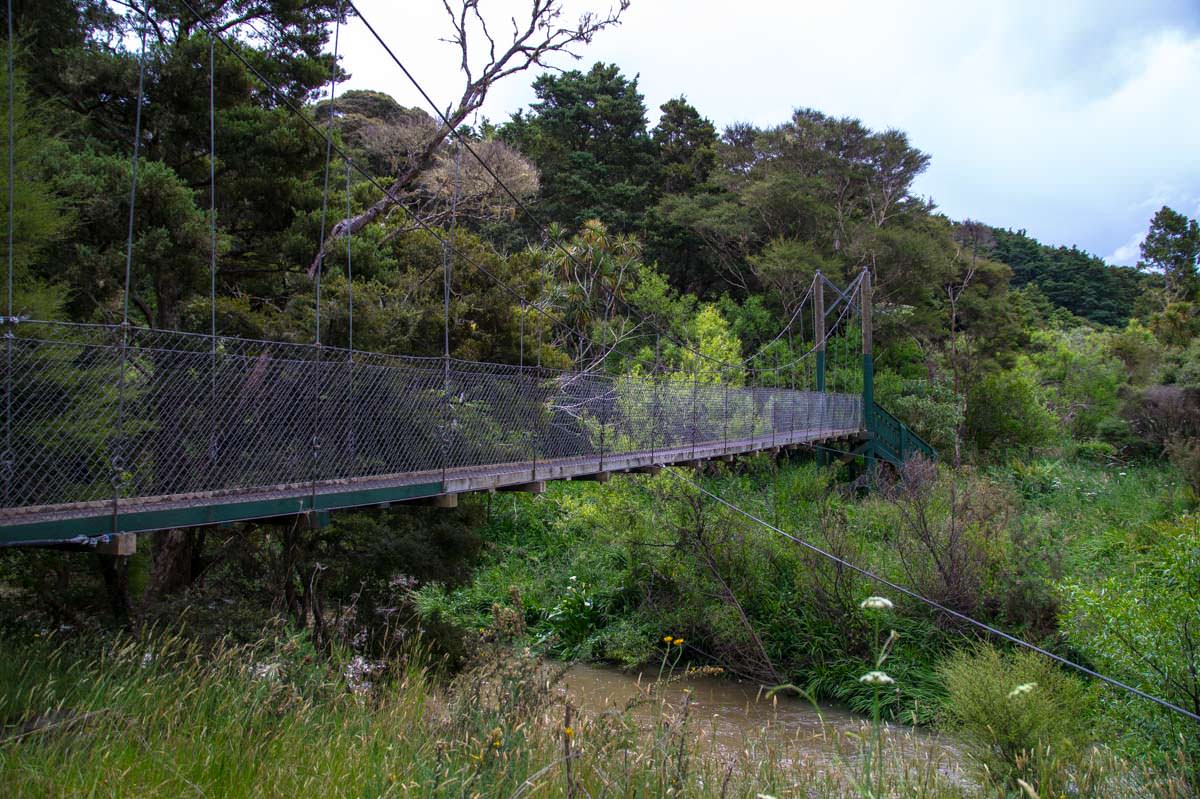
top-left (342, 0), bottom-right (814, 378)
top-left (345, 161), bottom-right (353, 353)
top-left (3, 0), bottom-right (13, 507)
top-left (111, 13), bottom-right (149, 538)
top-left (208, 33), bottom-right (217, 341)
top-left (121, 23), bottom-right (147, 326)
top-left (669, 469), bottom-right (1200, 724)
top-left (441, 141), bottom-right (462, 487)
top-left (5, 0), bottom-right (12, 321)
top-left (206, 29), bottom-right (220, 472)
top-left (310, 8), bottom-right (343, 511)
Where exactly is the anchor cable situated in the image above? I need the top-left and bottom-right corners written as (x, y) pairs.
top-left (669, 469), bottom-right (1200, 724)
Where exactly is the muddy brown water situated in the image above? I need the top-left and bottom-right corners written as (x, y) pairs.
top-left (562, 662), bottom-right (964, 776)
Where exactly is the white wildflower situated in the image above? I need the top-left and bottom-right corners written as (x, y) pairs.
top-left (859, 670), bottom-right (895, 686)
top-left (343, 655), bottom-right (383, 696)
top-left (859, 596), bottom-right (894, 611)
top-left (1007, 682), bottom-right (1037, 699)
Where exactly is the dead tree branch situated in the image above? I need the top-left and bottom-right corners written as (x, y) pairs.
top-left (311, 0), bottom-right (629, 275)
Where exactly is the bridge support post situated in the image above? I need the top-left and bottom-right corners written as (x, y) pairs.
top-left (813, 272), bottom-right (828, 466)
top-left (861, 267), bottom-right (875, 472)
top-left (96, 533), bottom-right (137, 556)
top-left (814, 271), bottom-right (826, 396)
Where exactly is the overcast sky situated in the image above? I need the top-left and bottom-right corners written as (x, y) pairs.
top-left (335, 1), bottom-right (1200, 266)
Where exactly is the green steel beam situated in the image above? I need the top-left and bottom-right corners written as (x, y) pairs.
top-left (0, 480), bottom-right (444, 546)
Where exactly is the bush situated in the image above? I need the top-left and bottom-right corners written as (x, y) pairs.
top-left (1121, 384), bottom-right (1200, 455)
top-left (939, 644), bottom-right (1093, 794)
top-left (1071, 439), bottom-right (1116, 463)
top-left (966, 364), bottom-right (1057, 456)
top-left (885, 459), bottom-right (1013, 618)
top-left (1060, 514), bottom-right (1200, 772)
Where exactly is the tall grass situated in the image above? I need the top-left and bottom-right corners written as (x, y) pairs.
top-left (1, 628), bottom-right (1187, 798)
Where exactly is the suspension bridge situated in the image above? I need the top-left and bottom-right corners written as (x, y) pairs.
top-left (0, 5), bottom-right (933, 549)
top-left (7, 4), bottom-right (1199, 730)
top-left (0, 270), bottom-right (932, 547)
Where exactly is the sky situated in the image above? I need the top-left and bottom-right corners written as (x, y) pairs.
top-left (335, 0), bottom-right (1200, 266)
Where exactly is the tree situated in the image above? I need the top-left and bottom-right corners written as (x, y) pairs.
top-left (502, 62), bottom-right (657, 233)
top-left (0, 53), bottom-right (74, 318)
top-left (992, 227), bottom-right (1146, 327)
top-left (542, 219), bottom-right (645, 369)
top-left (51, 152), bottom-right (209, 329)
top-left (652, 97), bottom-right (716, 195)
top-left (1140, 205), bottom-right (1200, 304)
top-left (323, 1), bottom-right (629, 253)
top-left (315, 91), bottom-right (539, 234)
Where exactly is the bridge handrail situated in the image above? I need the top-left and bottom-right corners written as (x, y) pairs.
top-left (868, 402), bottom-right (937, 464)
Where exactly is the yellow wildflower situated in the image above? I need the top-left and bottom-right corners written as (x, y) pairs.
top-left (563, 726), bottom-right (575, 739)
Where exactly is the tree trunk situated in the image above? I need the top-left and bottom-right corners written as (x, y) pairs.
top-left (95, 553), bottom-right (131, 625)
top-left (143, 528), bottom-right (205, 602)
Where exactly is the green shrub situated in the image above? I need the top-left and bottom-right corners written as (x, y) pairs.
top-left (1060, 514), bottom-right (1200, 772)
top-left (966, 364), bottom-right (1058, 456)
top-left (939, 644), bottom-right (1093, 794)
top-left (1070, 439), bottom-right (1116, 463)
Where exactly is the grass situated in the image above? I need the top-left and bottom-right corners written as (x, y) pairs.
top-left (1, 625), bottom-right (1189, 798)
top-left (0, 627), bottom-right (966, 798)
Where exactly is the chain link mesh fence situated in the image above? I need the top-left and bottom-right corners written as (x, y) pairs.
top-left (1, 321), bottom-right (863, 521)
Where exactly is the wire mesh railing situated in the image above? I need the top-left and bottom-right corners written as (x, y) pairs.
top-left (0, 320), bottom-right (864, 518)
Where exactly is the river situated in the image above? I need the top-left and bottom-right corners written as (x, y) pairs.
top-left (562, 662), bottom-right (965, 779)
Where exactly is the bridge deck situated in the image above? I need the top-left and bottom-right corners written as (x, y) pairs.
top-left (0, 425), bottom-right (862, 545)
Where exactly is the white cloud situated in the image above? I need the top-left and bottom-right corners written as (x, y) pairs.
top-left (335, 1), bottom-right (1200, 263)
top-left (1107, 230), bottom-right (1146, 266)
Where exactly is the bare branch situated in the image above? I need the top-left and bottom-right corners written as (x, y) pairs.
top-left (311, 0), bottom-right (629, 275)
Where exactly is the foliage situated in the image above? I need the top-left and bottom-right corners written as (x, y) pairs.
top-left (875, 367), bottom-right (962, 455)
top-left (991, 227), bottom-right (1146, 326)
top-left (965, 362), bottom-right (1057, 455)
top-left (0, 54), bottom-right (72, 313)
top-left (939, 644), bottom-right (1095, 795)
top-left (501, 63), bottom-right (658, 234)
top-left (668, 304), bottom-right (744, 384)
top-left (1, 615), bottom-right (1189, 797)
top-left (1027, 326), bottom-right (1124, 439)
top-left (1060, 514), bottom-right (1200, 770)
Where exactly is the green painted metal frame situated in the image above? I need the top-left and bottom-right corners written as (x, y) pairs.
top-left (0, 480), bottom-right (445, 546)
top-left (859, 351), bottom-right (937, 468)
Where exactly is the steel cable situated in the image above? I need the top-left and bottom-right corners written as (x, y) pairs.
top-left (670, 469), bottom-right (1200, 724)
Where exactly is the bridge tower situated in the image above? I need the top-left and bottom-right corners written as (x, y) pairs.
top-left (861, 266), bottom-right (874, 439)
